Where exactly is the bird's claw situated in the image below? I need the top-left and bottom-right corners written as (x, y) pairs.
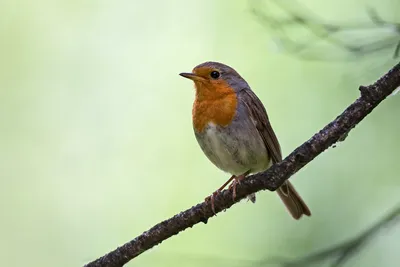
top-left (228, 174), bottom-right (247, 201)
top-left (205, 190), bottom-right (221, 215)
top-left (229, 178), bottom-right (241, 200)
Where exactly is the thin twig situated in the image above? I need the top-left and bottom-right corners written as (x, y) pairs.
top-left (151, 204), bottom-right (400, 266)
top-left (250, 0), bottom-right (400, 61)
top-left (258, 204), bottom-right (400, 267)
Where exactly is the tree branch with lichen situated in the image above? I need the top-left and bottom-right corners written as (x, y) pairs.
top-left (84, 62), bottom-right (400, 267)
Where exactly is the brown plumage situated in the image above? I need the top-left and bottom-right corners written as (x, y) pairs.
top-left (180, 61), bottom-right (311, 219)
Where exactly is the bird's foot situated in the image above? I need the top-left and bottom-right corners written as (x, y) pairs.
top-left (228, 174), bottom-right (246, 200)
top-left (205, 190), bottom-right (221, 215)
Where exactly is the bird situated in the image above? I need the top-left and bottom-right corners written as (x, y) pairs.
top-left (179, 61), bottom-right (311, 219)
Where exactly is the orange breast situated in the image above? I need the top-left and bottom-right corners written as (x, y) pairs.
top-left (192, 82), bottom-right (238, 133)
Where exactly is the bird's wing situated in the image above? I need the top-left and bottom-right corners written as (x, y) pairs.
top-left (239, 89), bottom-right (282, 163)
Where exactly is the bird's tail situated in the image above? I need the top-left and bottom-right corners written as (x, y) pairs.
top-left (277, 181), bottom-right (311, 220)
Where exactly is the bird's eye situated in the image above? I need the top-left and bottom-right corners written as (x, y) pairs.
top-left (210, 71), bottom-right (220, 79)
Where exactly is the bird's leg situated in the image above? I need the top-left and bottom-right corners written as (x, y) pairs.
top-left (229, 171), bottom-right (250, 200)
top-left (216, 175), bottom-right (236, 192)
top-left (205, 175), bottom-right (236, 214)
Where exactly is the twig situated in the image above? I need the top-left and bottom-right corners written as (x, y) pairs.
top-left (84, 62), bottom-right (400, 267)
top-left (258, 204), bottom-right (400, 267)
top-left (152, 204), bottom-right (400, 266)
top-left (250, 0), bottom-right (400, 61)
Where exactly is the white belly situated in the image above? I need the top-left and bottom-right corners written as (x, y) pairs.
top-left (196, 122), bottom-right (270, 176)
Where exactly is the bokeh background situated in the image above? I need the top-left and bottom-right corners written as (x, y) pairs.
top-left (1, 0), bottom-right (399, 266)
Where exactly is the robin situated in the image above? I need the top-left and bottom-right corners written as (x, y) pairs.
top-left (179, 61), bottom-right (311, 219)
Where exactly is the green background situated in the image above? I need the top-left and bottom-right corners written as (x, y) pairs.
top-left (1, 0), bottom-right (399, 266)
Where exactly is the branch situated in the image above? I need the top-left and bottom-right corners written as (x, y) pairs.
top-left (250, 0), bottom-right (400, 61)
top-left (84, 62), bottom-right (400, 267)
top-left (157, 204), bottom-right (400, 266)
top-left (260, 204), bottom-right (400, 267)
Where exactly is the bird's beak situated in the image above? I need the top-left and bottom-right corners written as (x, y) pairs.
top-left (179, 72), bottom-right (205, 81)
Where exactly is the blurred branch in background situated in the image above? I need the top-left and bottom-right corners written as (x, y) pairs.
top-left (250, 0), bottom-right (400, 61)
top-left (259, 204), bottom-right (400, 267)
top-left (164, 204), bottom-right (400, 267)
top-left (84, 61), bottom-right (400, 267)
